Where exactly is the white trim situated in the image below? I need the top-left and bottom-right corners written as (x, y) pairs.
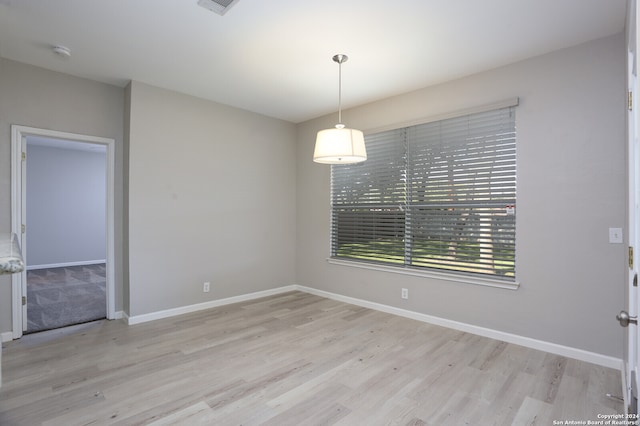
top-left (327, 258), bottom-right (520, 290)
top-left (104, 134), bottom-right (116, 322)
top-left (10, 125), bottom-right (117, 339)
top-left (0, 332), bottom-right (13, 343)
top-left (296, 285), bottom-right (622, 370)
top-left (10, 129), bottom-right (24, 340)
top-left (126, 286), bottom-right (297, 325)
top-left (27, 260), bottom-right (106, 270)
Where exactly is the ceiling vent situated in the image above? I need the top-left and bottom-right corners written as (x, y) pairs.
top-left (197, 0), bottom-right (240, 15)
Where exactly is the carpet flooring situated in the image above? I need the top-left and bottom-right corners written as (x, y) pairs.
top-left (26, 264), bottom-right (106, 333)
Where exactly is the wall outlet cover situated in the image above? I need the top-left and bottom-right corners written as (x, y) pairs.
top-left (609, 227), bottom-right (623, 244)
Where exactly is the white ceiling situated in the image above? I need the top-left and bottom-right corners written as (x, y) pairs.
top-left (0, 0), bottom-right (628, 123)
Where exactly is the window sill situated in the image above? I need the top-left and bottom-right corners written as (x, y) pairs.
top-left (326, 258), bottom-right (520, 290)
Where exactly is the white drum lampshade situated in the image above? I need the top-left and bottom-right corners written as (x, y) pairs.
top-left (313, 125), bottom-right (366, 164)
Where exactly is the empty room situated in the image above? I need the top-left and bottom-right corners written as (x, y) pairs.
top-left (0, 0), bottom-right (636, 424)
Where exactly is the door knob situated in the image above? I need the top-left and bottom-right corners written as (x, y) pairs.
top-left (617, 310), bottom-right (638, 327)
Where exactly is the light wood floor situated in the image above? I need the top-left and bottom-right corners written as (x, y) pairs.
top-left (0, 291), bottom-right (623, 425)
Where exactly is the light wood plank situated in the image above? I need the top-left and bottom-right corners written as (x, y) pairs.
top-left (0, 291), bottom-right (623, 425)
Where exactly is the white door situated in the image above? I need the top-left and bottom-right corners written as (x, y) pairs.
top-left (625, 65), bottom-right (639, 413)
top-left (19, 137), bottom-right (27, 331)
top-left (621, 0), bottom-right (640, 412)
top-left (10, 135), bottom-right (28, 335)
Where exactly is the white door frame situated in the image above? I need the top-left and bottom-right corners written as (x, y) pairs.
top-left (10, 125), bottom-right (116, 339)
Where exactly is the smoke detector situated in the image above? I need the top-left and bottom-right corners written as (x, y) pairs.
top-left (197, 0), bottom-right (240, 15)
top-left (52, 45), bottom-right (71, 58)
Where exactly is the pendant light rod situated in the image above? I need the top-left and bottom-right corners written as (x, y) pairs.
top-left (333, 54), bottom-right (347, 126)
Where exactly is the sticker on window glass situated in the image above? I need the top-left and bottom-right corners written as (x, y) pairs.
top-left (506, 205), bottom-right (515, 215)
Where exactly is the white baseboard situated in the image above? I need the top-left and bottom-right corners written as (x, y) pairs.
top-left (1, 331), bottom-right (14, 343)
top-left (11, 282), bottom-right (618, 370)
top-left (126, 286), bottom-right (297, 325)
top-left (27, 259), bottom-right (106, 270)
top-left (295, 285), bottom-right (622, 370)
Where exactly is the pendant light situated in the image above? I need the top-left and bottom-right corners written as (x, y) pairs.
top-left (313, 54), bottom-right (367, 164)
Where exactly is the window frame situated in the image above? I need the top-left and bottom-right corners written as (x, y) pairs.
top-left (327, 98), bottom-right (520, 290)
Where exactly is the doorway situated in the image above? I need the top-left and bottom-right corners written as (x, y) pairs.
top-left (24, 136), bottom-right (107, 333)
top-left (11, 126), bottom-right (116, 339)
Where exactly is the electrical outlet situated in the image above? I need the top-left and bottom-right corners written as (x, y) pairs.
top-left (203, 282), bottom-right (210, 292)
top-left (401, 288), bottom-right (408, 299)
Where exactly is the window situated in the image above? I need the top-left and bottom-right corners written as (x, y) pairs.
top-left (330, 104), bottom-right (516, 281)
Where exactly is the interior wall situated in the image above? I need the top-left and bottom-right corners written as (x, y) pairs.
top-left (0, 58), bottom-right (124, 333)
top-left (126, 81), bottom-right (296, 317)
top-left (296, 34), bottom-right (626, 357)
top-left (26, 144), bottom-right (106, 268)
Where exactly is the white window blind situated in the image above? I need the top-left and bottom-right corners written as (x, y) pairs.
top-left (330, 105), bottom-right (516, 280)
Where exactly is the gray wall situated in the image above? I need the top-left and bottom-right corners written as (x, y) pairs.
top-left (126, 81), bottom-right (297, 316)
top-left (26, 144), bottom-right (106, 267)
top-left (0, 58), bottom-right (125, 331)
top-left (296, 34), bottom-right (626, 357)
